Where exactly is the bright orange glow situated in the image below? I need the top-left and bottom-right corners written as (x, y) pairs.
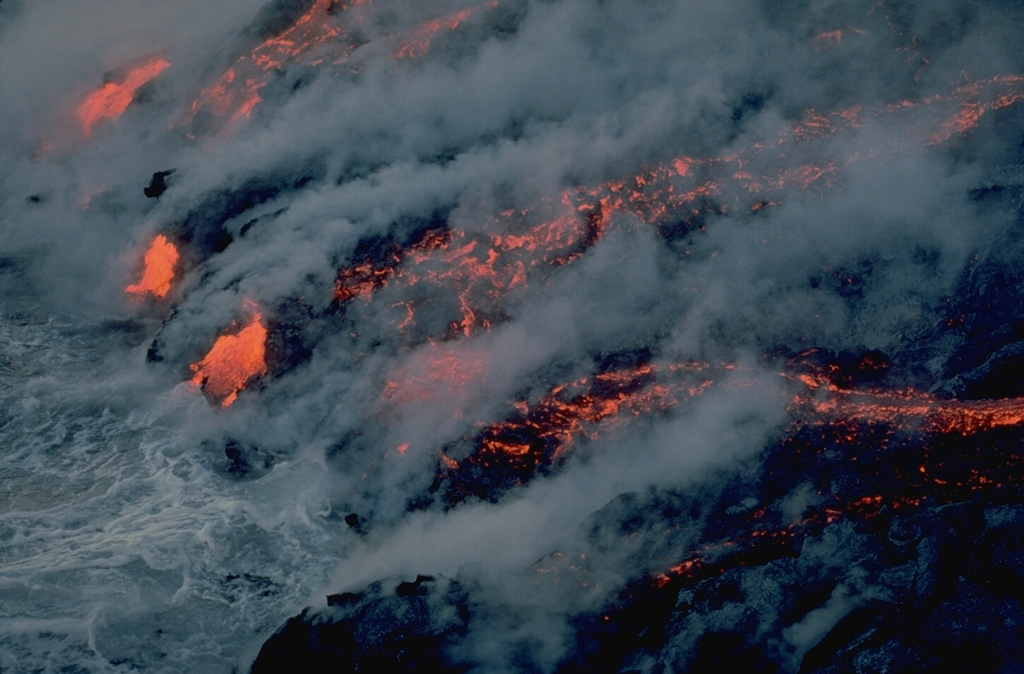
top-left (189, 312), bottom-right (268, 407)
top-left (125, 235), bottom-right (178, 299)
top-left (77, 57), bottom-right (170, 137)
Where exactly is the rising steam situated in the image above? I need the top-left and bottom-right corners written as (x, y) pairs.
top-left (2, 0), bottom-right (1024, 672)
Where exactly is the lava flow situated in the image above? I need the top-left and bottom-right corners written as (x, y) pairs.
top-left (392, 2), bottom-right (499, 60)
top-left (639, 391), bottom-right (1024, 596)
top-left (428, 351), bottom-right (1024, 507)
top-left (187, 0), bottom-right (366, 127)
top-left (186, 0), bottom-right (497, 130)
top-left (927, 74), bottom-right (1024, 144)
top-left (434, 360), bottom-right (718, 503)
top-left (789, 366), bottom-right (1024, 435)
top-left (528, 355), bottom-right (1024, 673)
top-left (162, 71), bottom-right (1024, 410)
top-left (324, 72), bottom-right (1024, 345)
top-left (76, 56), bottom-right (170, 138)
top-left (333, 200), bottom-right (606, 338)
top-left (125, 235), bottom-right (179, 299)
top-left (189, 310), bottom-right (268, 407)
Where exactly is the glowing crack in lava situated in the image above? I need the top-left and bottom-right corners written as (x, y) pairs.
top-left (151, 73), bottom-right (1024, 424)
top-left (253, 349), bottom-right (1024, 671)
top-left (927, 74), bottom-right (1024, 144)
top-left (12, 0), bottom-right (1024, 669)
top-left (76, 56), bottom-right (170, 138)
top-left (188, 311), bottom-right (268, 407)
top-left (125, 235), bottom-right (179, 299)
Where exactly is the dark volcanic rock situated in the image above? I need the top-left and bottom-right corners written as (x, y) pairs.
top-left (143, 170), bottom-right (174, 199)
top-left (205, 439), bottom-right (274, 480)
top-left (252, 337), bottom-right (1024, 671)
top-left (168, 167), bottom-right (323, 259)
top-left (251, 575), bottom-right (471, 674)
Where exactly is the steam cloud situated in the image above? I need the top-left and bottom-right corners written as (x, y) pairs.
top-left (1, 0), bottom-right (1023, 672)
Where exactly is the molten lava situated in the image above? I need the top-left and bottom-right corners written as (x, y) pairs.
top-left (189, 312), bottom-right (268, 407)
top-left (393, 2), bottom-right (498, 60)
top-left (125, 235), bottom-right (179, 299)
top-left (644, 389), bottom-right (1024, 599)
top-left (436, 361), bottom-right (717, 503)
top-left (188, 0), bottom-right (364, 126)
top-left (427, 349), bottom-right (1024, 508)
top-left (517, 358), bottom-right (1024, 644)
top-left (332, 199), bottom-right (606, 338)
top-left (788, 365), bottom-right (1024, 435)
top-left (326, 73), bottom-right (1024, 344)
top-left (186, 0), bottom-right (496, 129)
top-left (77, 56), bottom-right (170, 138)
top-left (927, 74), bottom-right (1024, 144)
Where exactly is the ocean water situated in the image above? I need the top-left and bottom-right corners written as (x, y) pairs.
top-left (0, 296), bottom-right (350, 673)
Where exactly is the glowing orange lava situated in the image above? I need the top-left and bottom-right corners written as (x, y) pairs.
top-left (430, 350), bottom-right (1024, 507)
top-left (188, 0), bottom-right (364, 126)
top-left (125, 235), bottom-right (179, 299)
top-left (330, 195), bottom-right (607, 338)
top-left (333, 260), bottom-right (398, 304)
top-left (644, 377), bottom-right (1024, 595)
top-left (186, 0), bottom-right (494, 129)
top-left (436, 362), bottom-right (717, 502)
top-left (393, 2), bottom-right (498, 60)
top-left (499, 359), bottom-right (1024, 605)
top-left (77, 56), bottom-right (170, 138)
top-left (928, 74), bottom-right (1024, 144)
top-left (472, 367), bottom-right (675, 461)
top-left (787, 366), bottom-right (1024, 435)
top-left (189, 312), bottom-right (268, 407)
